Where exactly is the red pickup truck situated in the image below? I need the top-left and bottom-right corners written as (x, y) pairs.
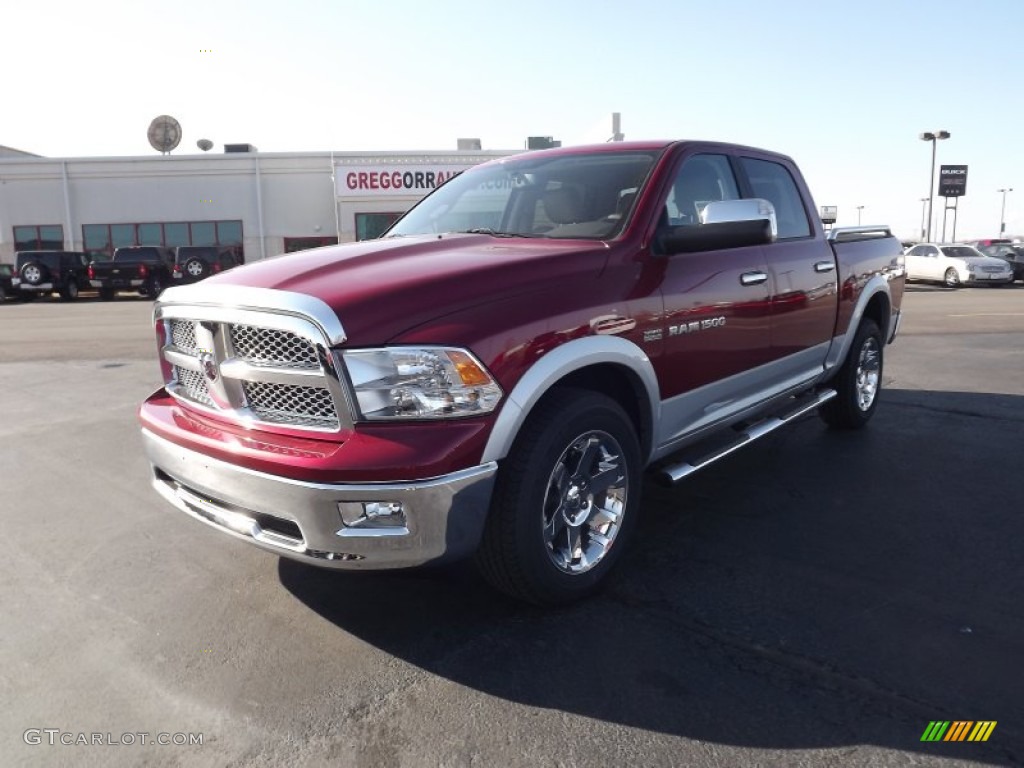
top-left (139, 140), bottom-right (905, 604)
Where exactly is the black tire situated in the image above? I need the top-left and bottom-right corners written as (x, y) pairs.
top-left (819, 318), bottom-right (883, 430)
top-left (59, 281), bottom-right (79, 301)
top-left (146, 277), bottom-right (165, 299)
top-left (475, 388), bottom-right (642, 605)
top-left (20, 261), bottom-right (49, 286)
top-left (183, 258), bottom-right (208, 279)
top-left (99, 287), bottom-right (115, 301)
top-left (943, 268), bottom-right (960, 288)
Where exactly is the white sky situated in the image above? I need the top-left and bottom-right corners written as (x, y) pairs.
top-left (3, 0), bottom-right (1023, 240)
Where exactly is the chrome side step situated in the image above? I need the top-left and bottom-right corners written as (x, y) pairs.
top-left (657, 389), bottom-right (837, 485)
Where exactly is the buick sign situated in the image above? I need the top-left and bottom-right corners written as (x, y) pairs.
top-left (938, 165), bottom-right (968, 197)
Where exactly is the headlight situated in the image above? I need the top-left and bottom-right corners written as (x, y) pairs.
top-left (341, 347), bottom-right (503, 420)
top-left (965, 263), bottom-right (976, 272)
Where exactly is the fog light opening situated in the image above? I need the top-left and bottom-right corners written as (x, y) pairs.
top-left (338, 501), bottom-right (407, 529)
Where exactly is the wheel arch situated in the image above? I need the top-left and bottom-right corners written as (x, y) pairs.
top-left (481, 336), bottom-right (660, 466)
top-left (825, 277), bottom-right (892, 373)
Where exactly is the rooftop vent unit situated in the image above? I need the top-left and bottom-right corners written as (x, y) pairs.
top-left (224, 143), bottom-right (258, 153)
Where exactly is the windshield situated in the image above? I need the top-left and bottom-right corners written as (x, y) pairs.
top-left (941, 246), bottom-right (983, 260)
top-left (387, 150), bottom-right (661, 241)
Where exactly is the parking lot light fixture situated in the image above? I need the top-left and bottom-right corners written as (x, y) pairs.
top-left (920, 130), bottom-right (950, 242)
top-left (856, 205), bottom-right (865, 225)
top-left (998, 188), bottom-right (1013, 234)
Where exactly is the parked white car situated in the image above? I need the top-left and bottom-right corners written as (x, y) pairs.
top-left (903, 243), bottom-right (1014, 288)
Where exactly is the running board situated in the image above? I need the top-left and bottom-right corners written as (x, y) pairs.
top-left (657, 389), bottom-right (837, 486)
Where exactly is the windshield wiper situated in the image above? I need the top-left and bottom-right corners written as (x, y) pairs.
top-left (459, 228), bottom-right (540, 238)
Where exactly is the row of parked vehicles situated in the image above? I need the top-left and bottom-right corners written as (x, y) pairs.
top-left (0, 246), bottom-right (241, 302)
top-left (902, 238), bottom-right (1024, 288)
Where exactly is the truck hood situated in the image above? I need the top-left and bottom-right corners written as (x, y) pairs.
top-left (203, 234), bottom-right (609, 344)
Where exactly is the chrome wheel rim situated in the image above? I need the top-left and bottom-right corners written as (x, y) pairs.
top-left (542, 430), bottom-right (628, 575)
top-left (945, 269), bottom-right (959, 287)
top-left (855, 337), bottom-right (881, 411)
top-left (25, 266), bottom-right (40, 283)
top-left (187, 261), bottom-right (204, 276)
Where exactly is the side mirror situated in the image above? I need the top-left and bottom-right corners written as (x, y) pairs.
top-left (701, 198), bottom-right (778, 240)
top-left (657, 198), bottom-right (778, 256)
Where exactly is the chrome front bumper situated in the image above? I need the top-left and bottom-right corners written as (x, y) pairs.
top-left (142, 429), bottom-right (497, 569)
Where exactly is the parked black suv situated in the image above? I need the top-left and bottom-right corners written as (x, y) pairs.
top-left (89, 247), bottom-right (175, 300)
top-left (171, 246), bottom-right (240, 285)
top-left (12, 251), bottom-right (92, 301)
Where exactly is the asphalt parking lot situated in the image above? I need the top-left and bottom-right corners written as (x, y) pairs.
top-left (2, 286), bottom-right (1022, 767)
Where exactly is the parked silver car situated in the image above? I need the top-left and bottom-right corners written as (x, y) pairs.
top-left (903, 243), bottom-right (1014, 288)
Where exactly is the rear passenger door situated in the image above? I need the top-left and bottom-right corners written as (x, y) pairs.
top-left (737, 155), bottom-right (838, 379)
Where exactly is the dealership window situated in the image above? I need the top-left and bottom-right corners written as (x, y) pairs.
top-left (14, 225), bottom-right (64, 251)
top-left (284, 237), bottom-right (339, 254)
top-left (81, 220), bottom-right (244, 260)
top-left (355, 212), bottom-right (403, 241)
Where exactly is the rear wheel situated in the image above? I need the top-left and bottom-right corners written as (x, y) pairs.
top-left (147, 276), bottom-right (165, 299)
top-left (59, 281), bottom-right (79, 301)
top-left (475, 389), bottom-right (641, 605)
top-left (944, 268), bottom-right (960, 288)
top-left (819, 318), bottom-right (883, 430)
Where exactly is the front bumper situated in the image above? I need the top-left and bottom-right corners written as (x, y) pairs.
top-left (965, 272), bottom-right (1013, 284)
top-left (142, 428), bottom-right (497, 569)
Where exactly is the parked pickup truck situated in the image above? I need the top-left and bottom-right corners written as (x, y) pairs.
top-left (139, 140), bottom-right (905, 604)
top-left (89, 246), bottom-right (174, 300)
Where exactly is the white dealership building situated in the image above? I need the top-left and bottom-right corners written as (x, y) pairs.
top-left (0, 146), bottom-right (516, 264)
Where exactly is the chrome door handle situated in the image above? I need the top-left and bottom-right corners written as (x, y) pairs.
top-left (740, 271), bottom-right (768, 286)
top-left (814, 261), bottom-right (836, 273)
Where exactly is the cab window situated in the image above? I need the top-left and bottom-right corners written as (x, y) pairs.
top-left (739, 158), bottom-right (811, 239)
top-left (667, 154), bottom-right (739, 226)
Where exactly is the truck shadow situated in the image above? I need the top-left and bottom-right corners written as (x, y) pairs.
top-left (279, 388), bottom-right (1023, 764)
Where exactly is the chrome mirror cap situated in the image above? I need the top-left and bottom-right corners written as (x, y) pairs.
top-left (701, 198), bottom-right (778, 241)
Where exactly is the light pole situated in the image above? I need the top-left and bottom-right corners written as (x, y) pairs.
top-left (856, 205), bottom-right (865, 225)
top-left (920, 130), bottom-right (950, 242)
top-left (919, 197), bottom-right (929, 241)
top-left (998, 187), bottom-right (1013, 235)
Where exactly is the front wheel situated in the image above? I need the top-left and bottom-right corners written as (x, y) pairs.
top-left (819, 318), bottom-right (883, 430)
top-left (475, 389), bottom-right (641, 605)
top-left (944, 268), bottom-right (961, 288)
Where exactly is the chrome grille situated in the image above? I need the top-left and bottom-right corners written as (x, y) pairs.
top-left (174, 365), bottom-right (213, 406)
top-left (170, 319), bottom-right (198, 354)
top-left (243, 381), bottom-right (338, 429)
top-left (982, 266), bottom-right (1006, 274)
top-left (230, 325), bottom-right (319, 369)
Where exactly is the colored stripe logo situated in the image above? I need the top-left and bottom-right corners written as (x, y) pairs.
top-left (921, 721), bottom-right (997, 742)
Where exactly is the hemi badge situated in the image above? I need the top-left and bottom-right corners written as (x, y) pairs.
top-left (590, 315), bottom-right (636, 335)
